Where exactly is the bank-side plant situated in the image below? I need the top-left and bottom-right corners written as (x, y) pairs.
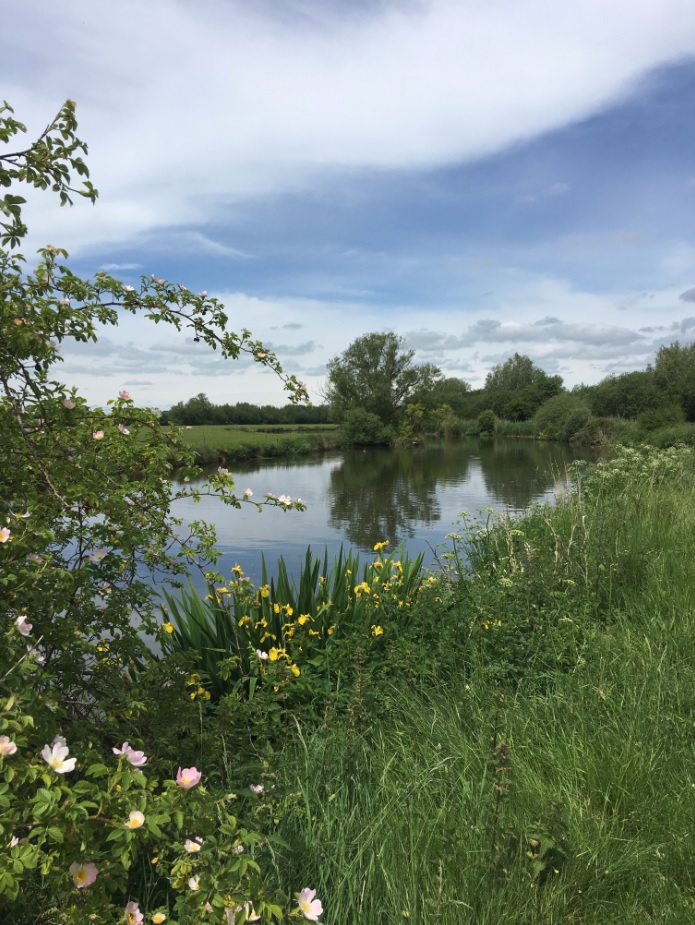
top-left (0, 100), bottom-right (322, 923)
top-left (162, 543), bottom-right (425, 707)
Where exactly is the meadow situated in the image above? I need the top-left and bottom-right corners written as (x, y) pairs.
top-left (171, 423), bottom-right (341, 465)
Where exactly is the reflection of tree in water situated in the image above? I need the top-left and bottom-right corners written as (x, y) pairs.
top-left (475, 439), bottom-right (585, 508)
top-left (328, 444), bottom-right (473, 551)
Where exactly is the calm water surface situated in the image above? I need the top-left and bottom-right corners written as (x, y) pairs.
top-left (172, 438), bottom-right (597, 587)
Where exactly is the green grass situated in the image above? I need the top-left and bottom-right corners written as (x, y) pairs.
top-left (262, 445), bottom-right (695, 924)
top-left (169, 423), bottom-right (340, 464)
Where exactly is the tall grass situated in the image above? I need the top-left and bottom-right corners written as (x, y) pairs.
top-left (267, 445), bottom-right (695, 923)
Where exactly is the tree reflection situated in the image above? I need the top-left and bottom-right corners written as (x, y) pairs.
top-left (328, 444), bottom-right (473, 550)
top-left (475, 439), bottom-right (577, 508)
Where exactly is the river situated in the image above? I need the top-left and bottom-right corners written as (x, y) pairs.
top-left (171, 438), bottom-right (597, 587)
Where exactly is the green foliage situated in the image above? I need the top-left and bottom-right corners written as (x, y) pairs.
top-left (534, 392), bottom-right (591, 442)
top-left (0, 100), bottom-right (312, 923)
top-left (477, 409), bottom-right (496, 436)
top-left (483, 353), bottom-right (563, 418)
top-left (339, 407), bottom-right (393, 445)
top-left (326, 331), bottom-right (440, 426)
top-left (162, 544), bottom-right (426, 712)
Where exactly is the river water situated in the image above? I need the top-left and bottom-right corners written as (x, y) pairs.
top-left (171, 438), bottom-right (597, 586)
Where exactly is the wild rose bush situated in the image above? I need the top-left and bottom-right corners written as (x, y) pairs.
top-left (0, 101), bottom-right (321, 923)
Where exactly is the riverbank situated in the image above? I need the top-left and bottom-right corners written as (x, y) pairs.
top-left (162, 443), bottom-right (695, 924)
top-left (168, 422), bottom-right (341, 466)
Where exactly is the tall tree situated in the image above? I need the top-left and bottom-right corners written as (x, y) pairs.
top-left (325, 331), bottom-right (440, 425)
top-left (484, 352), bottom-right (563, 417)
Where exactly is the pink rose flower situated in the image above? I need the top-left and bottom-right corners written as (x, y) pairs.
top-left (69, 861), bottom-right (98, 888)
top-left (298, 888), bottom-right (323, 922)
top-left (176, 766), bottom-right (202, 789)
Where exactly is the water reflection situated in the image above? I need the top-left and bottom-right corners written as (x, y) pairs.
top-left (326, 439), bottom-right (588, 551)
top-left (174, 439), bottom-right (597, 583)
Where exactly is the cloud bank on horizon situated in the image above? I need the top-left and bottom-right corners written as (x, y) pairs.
top-left (5, 0), bottom-right (695, 406)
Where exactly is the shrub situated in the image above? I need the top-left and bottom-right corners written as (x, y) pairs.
top-left (477, 409), bottom-right (496, 436)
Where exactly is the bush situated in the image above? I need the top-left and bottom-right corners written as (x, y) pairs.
top-left (477, 409), bottom-right (496, 436)
top-left (340, 408), bottom-right (393, 445)
top-left (534, 393), bottom-right (591, 442)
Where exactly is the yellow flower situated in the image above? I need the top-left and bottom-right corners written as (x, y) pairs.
top-left (284, 605), bottom-right (294, 616)
top-left (260, 585), bottom-right (270, 599)
top-left (161, 622), bottom-right (174, 634)
top-left (231, 565), bottom-right (244, 576)
top-left (273, 603), bottom-right (280, 614)
top-left (237, 616), bottom-right (251, 627)
top-left (327, 625), bottom-right (335, 635)
top-left (371, 625), bottom-right (384, 637)
top-left (298, 614), bottom-right (311, 625)
top-left (373, 540), bottom-right (389, 552)
top-left (290, 664), bottom-right (301, 677)
top-left (269, 647), bottom-right (280, 661)
top-left (308, 629), bottom-right (320, 637)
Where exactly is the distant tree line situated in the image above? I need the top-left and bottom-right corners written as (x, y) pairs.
top-left (162, 393), bottom-right (332, 426)
top-left (164, 337), bottom-right (695, 446)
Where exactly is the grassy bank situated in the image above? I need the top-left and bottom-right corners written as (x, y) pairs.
top-left (169, 422), bottom-right (341, 465)
top-left (164, 445), bottom-right (695, 923)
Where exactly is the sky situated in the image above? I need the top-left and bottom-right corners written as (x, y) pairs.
top-left (4, 0), bottom-right (695, 408)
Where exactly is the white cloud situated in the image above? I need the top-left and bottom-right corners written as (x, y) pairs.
top-left (8, 0), bottom-right (695, 253)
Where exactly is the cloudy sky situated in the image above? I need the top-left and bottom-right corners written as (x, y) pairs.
top-left (5, 0), bottom-right (695, 408)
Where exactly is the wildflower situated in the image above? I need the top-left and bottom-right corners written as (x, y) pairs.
top-left (218, 467), bottom-right (229, 475)
top-left (89, 548), bottom-right (108, 564)
top-left (297, 888), bottom-right (323, 922)
top-left (184, 837), bottom-right (204, 853)
top-left (256, 649), bottom-right (269, 660)
top-left (234, 843), bottom-right (245, 854)
top-left (373, 540), bottom-right (389, 552)
top-left (371, 625), bottom-right (384, 637)
top-left (256, 352), bottom-right (267, 359)
top-left (152, 275), bottom-right (165, 284)
top-left (176, 766), bottom-right (202, 789)
top-left (15, 615), bottom-right (32, 636)
top-left (231, 564), bottom-right (244, 576)
top-left (125, 901), bottom-right (144, 925)
top-left (161, 622), bottom-right (174, 634)
top-left (244, 904), bottom-right (261, 922)
top-left (0, 527), bottom-right (10, 543)
top-left (244, 488), bottom-right (253, 498)
top-left (178, 283), bottom-right (187, 291)
top-left (60, 298), bottom-right (71, 306)
top-left (42, 739), bottom-right (76, 774)
top-left (119, 390), bottom-right (133, 400)
top-left (124, 285), bottom-right (135, 292)
top-left (0, 736), bottom-right (18, 756)
top-left (188, 876), bottom-right (200, 891)
top-left (119, 424), bottom-right (130, 435)
top-left (69, 861), bottom-right (98, 888)
top-left (92, 431), bottom-right (104, 440)
top-left (9, 836), bottom-right (19, 848)
top-left (259, 584), bottom-right (269, 598)
top-left (27, 646), bottom-right (45, 665)
top-left (152, 915), bottom-right (167, 924)
top-left (291, 664), bottom-right (301, 677)
top-left (126, 811), bottom-right (145, 829)
top-left (63, 398), bottom-right (76, 409)
top-left (249, 784), bottom-right (264, 794)
top-left (298, 614), bottom-right (311, 625)
top-left (198, 290), bottom-right (207, 297)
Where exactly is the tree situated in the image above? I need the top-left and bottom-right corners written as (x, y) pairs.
top-left (325, 331), bottom-right (440, 426)
top-left (0, 100), bottom-right (308, 922)
top-left (653, 342), bottom-right (695, 421)
top-left (588, 370), bottom-right (662, 419)
top-left (484, 353), bottom-right (563, 417)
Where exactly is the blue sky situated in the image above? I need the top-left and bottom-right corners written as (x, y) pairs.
top-left (5, 0), bottom-right (695, 407)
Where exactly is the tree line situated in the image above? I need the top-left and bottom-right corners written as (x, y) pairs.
top-left (166, 331), bottom-right (695, 445)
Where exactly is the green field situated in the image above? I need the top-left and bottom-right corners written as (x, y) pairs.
top-left (171, 423), bottom-right (341, 464)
